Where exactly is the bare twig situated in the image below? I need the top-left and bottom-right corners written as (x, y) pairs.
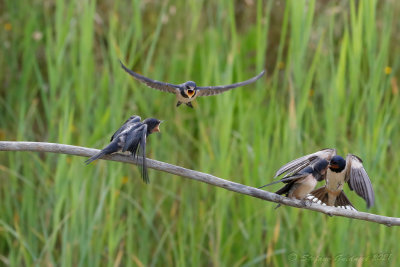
top-left (0, 141), bottom-right (399, 226)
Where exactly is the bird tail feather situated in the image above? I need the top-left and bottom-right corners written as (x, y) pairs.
top-left (335, 191), bottom-right (356, 210)
top-left (275, 183), bottom-right (293, 196)
top-left (85, 151), bottom-right (106, 165)
top-left (308, 186), bottom-right (356, 211)
top-left (309, 186), bottom-right (329, 205)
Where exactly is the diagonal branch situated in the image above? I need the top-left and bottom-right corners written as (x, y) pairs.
top-left (0, 141), bottom-right (399, 227)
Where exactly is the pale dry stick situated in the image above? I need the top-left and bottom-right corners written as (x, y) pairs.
top-left (1, 141), bottom-right (399, 227)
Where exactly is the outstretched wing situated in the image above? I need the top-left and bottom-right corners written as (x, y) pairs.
top-left (345, 154), bottom-right (375, 208)
top-left (110, 115), bottom-right (141, 141)
top-left (274, 149), bottom-right (337, 178)
top-left (120, 60), bottom-right (180, 94)
top-left (196, 70), bottom-right (265, 96)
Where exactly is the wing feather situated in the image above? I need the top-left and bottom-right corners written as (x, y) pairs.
top-left (196, 70), bottom-right (265, 96)
top-left (122, 124), bottom-right (146, 153)
top-left (274, 148), bottom-right (337, 178)
top-left (111, 115), bottom-right (141, 141)
top-left (138, 127), bottom-right (149, 183)
top-left (345, 154), bottom-right (375, 208)
top-left (120, 60), bottom-right (180, 94)
top-left (122, 123), bottom-right (149, 183)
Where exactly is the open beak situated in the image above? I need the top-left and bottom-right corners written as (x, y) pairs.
top-left (152, 123), bottom-right (161, 133)
top-left (186, 89), bottom-right (195, 98)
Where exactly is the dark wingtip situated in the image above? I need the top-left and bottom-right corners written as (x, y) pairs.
top-left (141, 169), bottom-right (150, 184)
top-left (119, 59), bottom-right (127, 69)
top-left (258, 179), bottom-right (280, 189)
top-left (254, 70), bottom-right (266, 80)
top-left (366, 199), bottom-right (374, 209)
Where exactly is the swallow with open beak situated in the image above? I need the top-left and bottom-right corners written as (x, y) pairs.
top-left (259, 159), bottom-right (329, 207)
top-left (273, 149), bottom-right (375, 209)
top-left (85, 115), bottom-right (162, 183)
top-left (119, 60), bottom-right (265, 108)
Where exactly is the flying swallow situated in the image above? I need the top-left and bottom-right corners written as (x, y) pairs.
top-left (85, 115), bottom-right (162, 183)
top-left (273, 149), bottom-right (375, 209)
top-left (119, 60), bottom-right (265, 108)
top-left (259, 159), bottom-right (329, 207)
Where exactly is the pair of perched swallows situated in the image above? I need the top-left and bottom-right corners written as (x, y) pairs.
top-left (259, 159), bottom-right (329, 207)
top-left (119, 60), bottom-right (265, 108)
top-left (85, 115), bottom-right (162, 183)
top-left (261, 148), bottom-right (375, 210)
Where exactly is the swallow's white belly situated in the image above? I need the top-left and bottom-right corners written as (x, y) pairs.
top-left (290, 175), bottom-right (317, 199)
top-left (176, 93), bottom-right (197, 103)
top-left (326, 169), bottom-right (345, 192)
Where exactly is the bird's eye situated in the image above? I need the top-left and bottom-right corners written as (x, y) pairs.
top-left (186, 86), bottom-right (190, 89)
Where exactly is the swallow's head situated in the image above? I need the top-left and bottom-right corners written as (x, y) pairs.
top-left (143, 118), bottom-right (162, 134)
top-left (329, 155), bottom-right (346, 173)
top-left (314, 159), bottom-right (329, 175)
top-left (183, 81), bottom-right (197, 98)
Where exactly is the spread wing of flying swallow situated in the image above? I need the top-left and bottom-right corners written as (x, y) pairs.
top-left (194, 71), bottom-right (266, 96)
top-left (120, 61), bottom-right (180, 94)
top-left (119, 60), bottom-right (265, 97)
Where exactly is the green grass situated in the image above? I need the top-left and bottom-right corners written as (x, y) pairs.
top-left (1, 0), bottom-right (399, 265)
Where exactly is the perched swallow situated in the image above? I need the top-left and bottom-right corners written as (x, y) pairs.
top-left (119, 60), bottom-right (265, 108)
top-left (85, 115), bottom-right (162, 183)
top-left (259, 159), bottom-right (329, 205)
top-left (273, 149), bottom-right (375, 209)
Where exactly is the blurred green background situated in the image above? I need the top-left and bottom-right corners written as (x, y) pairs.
top-left (1, 0), bottom-right (399, 265)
